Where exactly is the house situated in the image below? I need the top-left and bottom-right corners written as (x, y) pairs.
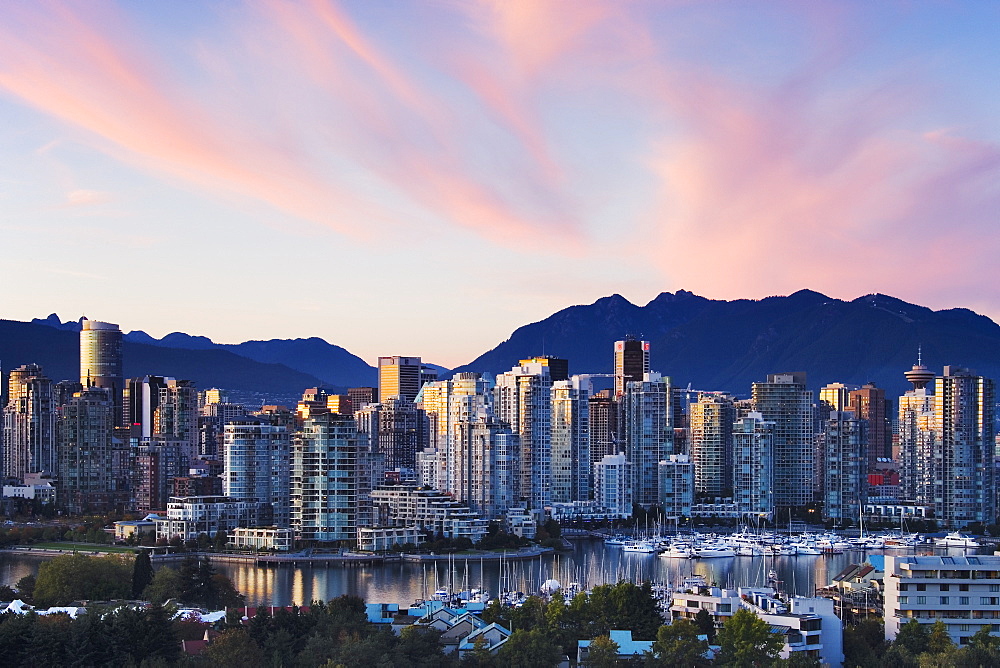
top-left (578, 630), bottom-right (654, 664)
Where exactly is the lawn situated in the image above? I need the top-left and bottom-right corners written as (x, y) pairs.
top-left (27, 542), bottom-right (137, 554)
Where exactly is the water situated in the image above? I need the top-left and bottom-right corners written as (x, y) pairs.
top-left (0, 540), bottom-right (887, 607)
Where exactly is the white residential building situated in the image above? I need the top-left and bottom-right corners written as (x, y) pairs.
top-left (658, 454), bottom-right (694, 520)
top-left (370, 486), bottom-right (489, 543)
top-left (885, 555), bottom-right (1000, 646)
top-left (594, 453), bottom-right (632, 517)
top-left (155, 495), bottom-right (264, 542)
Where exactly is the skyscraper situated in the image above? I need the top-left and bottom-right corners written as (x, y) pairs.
top-left (452, 413), bottom-right (519, 518)
top-left (622, 372), bottom-right (672, 509)
top-left (3, 363), bottom-right (55, 480)
top-left (849, 382), bottom-right (892, 465)
top-left (899, 359), bottom-right (935, 505)
top-left (494, 360), bottom-right (553, 509)
top-left (588, 390), bottom-right (618, 465)
top-left (751, 372), bottom-right (814, 509)
top-left (932, 367), bottom-right (995, 528)
top-left (378, 356), bottom-right (436, 403)
top-left (550, 375), bottom-right (591, 503)
top-left (80, 319), bottom-right (123, 427)
top-left (224, 418), bottom-right (291, 527)
top-left (419, 372), bottom-right (493, 494)
top-left (690, 393), bottom-right (735, 498)
top-left (733, 412), bottom-right (775, 518)
top-left (57, 387), bottom-right (116, 513)
top-left (614, 339), bottom-right (650, 398)
top-left (821, 410), bottom-right (867, 523)
top-left (291, 412), bottom-right (373, 542)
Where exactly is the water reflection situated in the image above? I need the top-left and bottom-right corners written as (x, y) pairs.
top-left (0, 541), bottom-right (949, 607)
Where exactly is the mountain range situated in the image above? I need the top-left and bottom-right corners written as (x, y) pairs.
top-left (5, 289), bottom-right (1000, 400)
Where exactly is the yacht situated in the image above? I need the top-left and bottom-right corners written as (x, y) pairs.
top-left (935, 532), bottom-right (981, 548)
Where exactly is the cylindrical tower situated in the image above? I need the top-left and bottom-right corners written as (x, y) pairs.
top-left (80, 318), bottom-right (123, 426)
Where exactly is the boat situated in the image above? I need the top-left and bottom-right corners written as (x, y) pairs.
top-left (622, 540), bottom-right (659, 553)
top-left (662, 543), bottom-right (695, 559)
top-left (695, 544), bottom-right (736, 558)
top-left (935, 532), bottom-right (981, 548)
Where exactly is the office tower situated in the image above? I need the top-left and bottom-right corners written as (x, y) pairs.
top-left (898, 359), bottom-right (936, 504)
top-left (80, 319), bottom-right (123, 427)
top-left (550, 375), bottom-right (591, 503)
top-left (751, 372), bottom-right (814, 509)
top-left (124, 375), bottom-right (169, 437)
top-left (520, 356), bottom-right (569, 382)
top-left (378, 356), bottom-right (436, 403)
top-left (223, 419), bottom-right (291, 527)
top-left (291, 412), bottom-right (373, 542)
top-left (494, 360), bottom-right (553, 508)
top-left (614, 339), bottom-right (650, 398)
top-left (822, 410), bottom-right (867, 523)
top-left (622, 372), bottom-right (673, 509)
top-left (733, 412), bottom-right (775, 518)
top-left (296, 387), bottom-right (331, 422)
top-left (57, 387), bottom-right (115, 513)
top-left (932, 367), bottom-right (995, 527)
top-left (3, 363), bottom-right (55, 480)
top-left (849, 382), bottom-right (892, 465)
top-left (201, 388), bottom-right (225, 406)
top-left (452, 413), bottom-right (519, 518)
top-left (594, 453), bottom-right (632, 516)
top-left (589, 390), bottom-right (618, 465)
top-left (818, 383), bottom-right (857, 413)
top-left (348, 387), bottom-right (377, 413)
top-left (690, 393), bottom-right (735, 497)
top-left (419, 373), bottom-right (493, 494)
top-left (658, 454), bottom-right (694, 520)
top-left (326, 394), bottom-right (353, 415)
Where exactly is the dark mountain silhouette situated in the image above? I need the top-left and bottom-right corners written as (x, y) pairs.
top-left (452, 290), bottom-right (1000, 397)
top-left (1, 319), bottom-right (328, 396)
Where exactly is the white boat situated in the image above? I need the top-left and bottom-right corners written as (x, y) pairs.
top-left (935, 532), bottom-right (981, 548)
top-left (622, 540), bottom-right (659, 553)
top-left (696, 544), bottom-right (736, 558)
top-left (663, 543), bottom-right (695, 558)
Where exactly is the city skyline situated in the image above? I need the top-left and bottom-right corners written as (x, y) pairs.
top-left (1, 1), bottom-right (997, 367)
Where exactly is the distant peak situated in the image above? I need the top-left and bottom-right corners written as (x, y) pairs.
top-left (592, 294), bottom-right (634, 307)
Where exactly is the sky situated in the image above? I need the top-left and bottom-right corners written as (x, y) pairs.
top-left (0, 1), bottom-right (998, 368)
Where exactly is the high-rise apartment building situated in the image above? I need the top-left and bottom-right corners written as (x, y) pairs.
top-left (932, 367), bottom-right (995, 527)
top-left (690, 393), bottom-right (735, 497)
top-left (622, 372), bottom-right (672, 509)
top-left (224, 419), bottom-right (291, 527)
top-left (614, 339), bottom-right (650, 398)
top-left (821, 410), bottom-right (867, 522)
top-left (751, 372), bottom-right (814, 509)
top-left (419, 373), bottom-right (493, 495)
top-left (3, 363), bottom-right (55, 481)
top-left (291, 412), bottom-right (373, 542)
top-left (733, 412), bottom-right (775, 518)
top-left (550, 376), bottom-right (591, 503)
top-left (494, 360), bottom-right (553, 509)
top-left (375, 396), bottom-right (427, 480)
top-left (80, 319), bottom-right (123, 427)
top-left (378, 356), bottom-right (436, 403)
top-left (658, 454), bottom-right (694, 520)
top-left (594, 453), bottom-right (632, 516)
top-left (348, 387), bottom-right (377, 413)
top-left (520, 356), bottom-right (569, 382)
top-left (57, 387), bottom-right (116, 513)
top-left (588, 389), bottom-right (618, 465)
top-left (451, 413), bottom-right (519, 519)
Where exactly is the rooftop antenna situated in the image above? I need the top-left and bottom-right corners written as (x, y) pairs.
top-left (917, 344), bottom-right (923, 366)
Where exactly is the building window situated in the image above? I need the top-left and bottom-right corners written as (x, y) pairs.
top-left (917, 596), bottom-right (927, 604)
top-left (961, 597), bottom-right (970, 605)
top-left (941, 597), bottom-right (949, 605)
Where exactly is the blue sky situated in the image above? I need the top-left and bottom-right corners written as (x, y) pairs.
top-left (0, 1), bottom-right (997, 366)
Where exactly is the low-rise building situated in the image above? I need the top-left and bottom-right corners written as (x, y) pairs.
top-left (370, 486), bottom-right (488, 543)
top-left (357, 526), bottom-right (423, 551)
top-left (228, 526), bottom-right (294, 551)
top-left (578, 630), bottom-right (654, 664)
top-left (114, 517), bottom-right (159, 541)
top-left (155, 495), bottom-right (263, 542)
top-left (885, 555), bottom-right (1000, 646)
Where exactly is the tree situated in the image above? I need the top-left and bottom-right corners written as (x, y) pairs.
top-left (583, 634), bottom-right (620, 668)
top-left (926, 620), bottom-right (954, 655)
top-left (33, 553), bottom-right (132, 606)
top-left (695, 608), bottom-right (717, 643)
top-left (496, 628), bottom-right (563, 668)
top-left (15, 574), bottom-right (35, 602)
top-left (651, 619), bottom-right (711, 667)
top-left (715, 608), bottom-right (784, 667)
top-left (202, 628), bottom-right (266, 668)
top-left (461, 636), bottom-right (497, 667)
top-left (131, 549), bottom-right (154, 599)
top-left (843, 618), bottom-right (888, 668)
top-left (143, 566), bottom-right (183, 604)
